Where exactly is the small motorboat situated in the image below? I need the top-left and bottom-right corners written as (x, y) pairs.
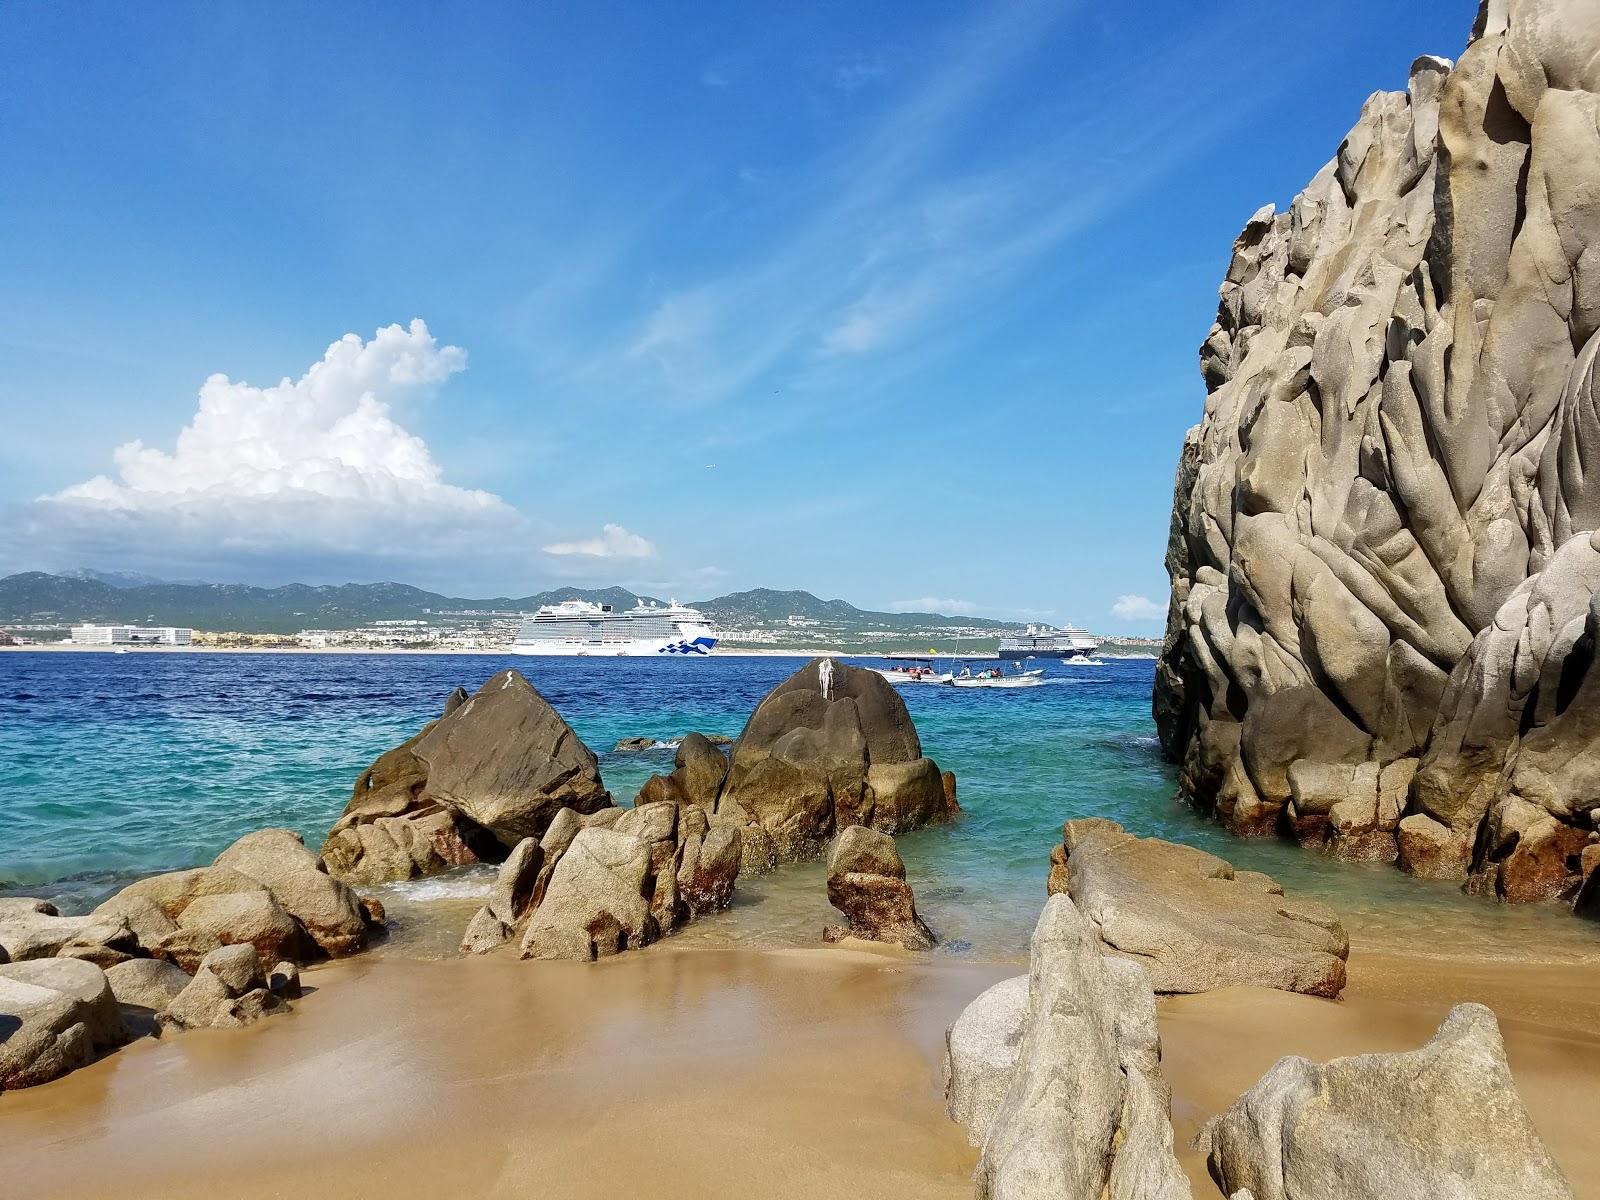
top-left (951, 665), bottom-right (1045, 689)
top-left (873, 656), bottom-right (954, 685)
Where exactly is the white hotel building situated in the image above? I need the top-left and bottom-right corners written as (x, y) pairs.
top-left (70, 624), bottom-right (193, 646)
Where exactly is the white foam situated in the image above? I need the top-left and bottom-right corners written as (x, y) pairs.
top-left (385, 869), bottom-right (494, 902)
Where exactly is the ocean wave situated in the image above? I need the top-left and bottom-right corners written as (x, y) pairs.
top-left (382, 868), bottom-right (494, 902)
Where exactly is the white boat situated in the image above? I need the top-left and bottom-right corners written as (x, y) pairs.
top-left (951, 666), bottom-right (1046, 689)
top-left (511, 599), bottom-right (718, 656)
top-left (873, 656), bottom-right (954, 685)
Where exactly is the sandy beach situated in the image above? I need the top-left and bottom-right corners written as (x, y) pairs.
top-left (3, 936), bottom-right (1596, 1200)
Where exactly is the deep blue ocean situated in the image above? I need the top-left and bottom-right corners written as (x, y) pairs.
top-left (2, 651), bottom-right (1593, 960)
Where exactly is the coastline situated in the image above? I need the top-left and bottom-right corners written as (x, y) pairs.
top-left (2, 937), bottom-right (1595, 1199)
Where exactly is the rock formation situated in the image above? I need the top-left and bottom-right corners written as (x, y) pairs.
top-left (460, 800), bottom-right (741, 960)
top-left (640, 659), bottom-right (957, 871)
top-left (1155, 0), bottom-right (1600, 914)
top-left (949, 894), bottom-right (1191, 1200)
top-left (0, 958), bottom-right (128, 1091)
top-left (1201, 1003), bottom-right (1573, 1199)
top-left (97, 828), bottom-right (378, 970)
top-left (321, 670), bottom-right (612, 885)
top-left (1048, 819), bottom-right (1348, 996)
top-left (822, 825), bottom-right (936, 950)
top-left (158, 944), bottom-right (290, 1032)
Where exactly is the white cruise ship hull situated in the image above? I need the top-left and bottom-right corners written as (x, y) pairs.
top-left (511, 633), bottom-right (718, 657)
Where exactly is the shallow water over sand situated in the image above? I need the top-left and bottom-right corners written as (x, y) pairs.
top-left (3, 651), bottom-right (1596, 962)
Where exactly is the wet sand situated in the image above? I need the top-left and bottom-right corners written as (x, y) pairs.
top-left (3, 941), bottom-right (1597, 1199)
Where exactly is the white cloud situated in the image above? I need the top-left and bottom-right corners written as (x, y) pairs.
top-left (1111, 594), bottom-right (1165, 621)
top-left (11, 320), bottom-right (535, 587)
top-left (543, 523), bottom-right (657, 559)
top-left (889, 596), bottom-right (979, 615)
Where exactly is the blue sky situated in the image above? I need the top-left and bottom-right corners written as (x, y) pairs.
top-left (0, 1), bottom-right (1473, 630)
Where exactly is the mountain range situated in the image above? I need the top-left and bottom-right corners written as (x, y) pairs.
top-left (0, 573), bottom-right (1021, 635)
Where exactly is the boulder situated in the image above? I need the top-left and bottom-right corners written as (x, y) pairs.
top-left (1049, 819), bottom-right (1347, 996)
top-left (460, 836), bottom-right (544, 955)
top-left (519, 827), bottom-right (656, 961)
top-left (111, 864), bottom-right (271, 920)
top-left (213, 828), bottom-right (368, 956)
top-left (714, 659), bottom-right (956, 867)
top-left (103, 958), bottom-right (192, 1012)
top-left (942, 974), bottom-right (1028, 1147)
top-left (971, 895), bottom-right (1191, 1199)
top-left (823, 825), bottom-right (935, 951)
top-left (159, 944), bottom-right (288, 1031)
top-left (1201, 1003), bottom-right (1574, 1200)
top-left (159, 890), bottom-right (309, 973)
top-left (268, 961), bottom-right (302, 1000)
top-left (0, 907), bottom-right (140, 967)
top-left (1152, 0), bottom-right (1600, 920)
top-left (321, 671), bottom-right (611, 885)
top-left (92, 893), bottom-right (179, 952)
top-left (0, 958), bottom-right (128, 1090)
top-left (677, 825), bottom-right (741, 915)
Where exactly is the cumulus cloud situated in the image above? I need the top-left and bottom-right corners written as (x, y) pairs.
top-left (1111, 594), bottom-right (1165, 621)
top-left (11, 320), bottom-right (537, 586)
top-left (889, 596), bottom-right (979, 615)
top-left (543, 523), bottom-right (657, 559)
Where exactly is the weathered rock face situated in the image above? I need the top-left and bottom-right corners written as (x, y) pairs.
top-left (461, 801), bottom-right (741, 960)
top-left (822, 825), bottom-right (935, 950)
top-left (158, 943), bottom-right (288, 1032)
top-left (706, 659), bottom-right (957, 868)
top-left (0, 958), bottom-right (128, 1091)
top-left (97, 829), bottom-right (378, 970)
top-left (1049, 819), bottom-right (1348, 996)
top-left (942, 974), bottom-right (1028, 1147)
top-left (1201, 1002), bottom-right (1573, 1199)
top-left (1155, 0), bottom-right (1600, 915)
top-left (962, 895), bottom-right (1191, 1200)
top-left (321, 670), bottom-right (612, 885)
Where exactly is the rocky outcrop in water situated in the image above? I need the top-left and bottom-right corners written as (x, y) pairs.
top-left (1155, 0), bottom-right (1600, 914)
top-left (949, 894), bottom-right (1191, 1200)
top-left (321, 670), bottom-right (613, 886)
top-left (1048, 819), bottom-right (1348, 996)
top-left (823, 825), bottom-right (935, 950)
top-left (663, 659), bottom-right (958, 870)
top-left (1201, 1002), bottom-right (1573, 1199)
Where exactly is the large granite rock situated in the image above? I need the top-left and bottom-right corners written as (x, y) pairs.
top-left (1155, 0), bottom-right (1600, 915)
top-left (99, 828), bottom-right (377, 970)
top-left (942, 974), bottom-right (1028, 1148)
top-left (0, 903), bottom-right (140, 968)
top-left (698, 659), bottom-right (957, 869)
top-left (0, 958), bottom-right (128, 1090)
top-left (1048, 819), bottom-right (1348, 996)
top-left (321, 670), bottom-right (612, 885)
top-left (962, 895), bottom-right (1191, 1200)
top-left (1201, 1002), bottom-right (1573, 1199)
top-left (822, 825), bottom-right (935, 950)
top-left (463, 799), bottom-right (741, 960)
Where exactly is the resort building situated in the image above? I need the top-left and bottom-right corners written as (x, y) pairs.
top-left (69, 624), bottom-right (193, 646)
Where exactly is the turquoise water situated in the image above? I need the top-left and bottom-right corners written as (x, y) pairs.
top-left (2, 651), bottom-right (1594, 961)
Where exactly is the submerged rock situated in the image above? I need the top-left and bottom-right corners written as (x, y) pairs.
top-left (1048, 818), bottom-right (1348, 996)
top-left (0, 958), bottom-right (128, 1091)
top-left (1201, 1003), bottom-right (1573, 1199)
top-left (321, 670), bottom-right (613, 886)
top-left (823, 825), bottom-right (935, 951)
top-left (965, 895), bottom-right (1191, 1200)
top-left (1153, 0), bottom-right (1600, 918)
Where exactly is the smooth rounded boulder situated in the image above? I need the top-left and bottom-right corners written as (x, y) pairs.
top-left (823, 825), bottom-right (935, 951)
top-left (0, 958), bottom-right (128, 1091)
top-left (713, 659), bottom-right (957, 867)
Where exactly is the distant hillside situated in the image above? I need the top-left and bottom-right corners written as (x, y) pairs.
top-left (693, 587), bottom-right (1017, 631)
top-left (0, 572), bottom-right (658, 634)
top-left (0, 573), bottom-right (1017, 635)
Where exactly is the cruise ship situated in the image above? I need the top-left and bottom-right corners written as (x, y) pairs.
top-left (510, 600), bottom-right (718, 656)
top-left (998, 623), bottom-right (1099, 660)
